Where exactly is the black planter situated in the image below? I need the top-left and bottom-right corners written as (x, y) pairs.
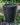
top-left (3, 4), bottom-right (17, 23)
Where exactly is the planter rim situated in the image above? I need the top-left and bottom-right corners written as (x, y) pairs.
top-left (3, 4), bottom-right (17, 7)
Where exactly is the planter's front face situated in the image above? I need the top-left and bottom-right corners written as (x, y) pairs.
top-left (3, 4), bottom-right (17, 23)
